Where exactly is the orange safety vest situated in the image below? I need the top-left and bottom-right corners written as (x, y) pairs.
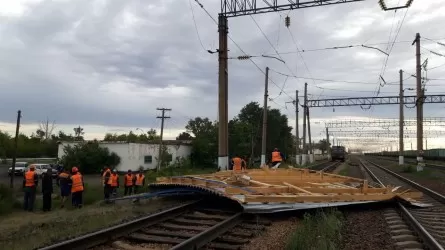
top-left (108, 174), bottom-right (119, 187)
top-left (272, 151), bottom-right (282, 162)
top-left (71, 173), bottom-right (84, 193)
top-left (135, 174), bottom-right (145, 186)
top-left (232, 157), bottom-right (242, 171)
top-left (25, 171), bottom-right (36, 187)
top-left (102, 169), bottom-right (111, 182)
top-left (125, 174), bottom-right (134, 186)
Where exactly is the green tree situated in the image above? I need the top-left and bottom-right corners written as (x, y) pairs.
top-left (60, 141), bottom-right (121, 174)
top-left (73, 126), bottom-right (85, 141)
top-left (176, 132), bottom-right (193, 140)
top-left (186, 117), bottom-right (218, 167)
top-left (315, 139), bottom-right (330, 154)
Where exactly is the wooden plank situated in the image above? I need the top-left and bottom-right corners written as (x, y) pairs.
top-left (244, 193), bottom-right (397, 203)
top-left (282, 182), bottom-right (314, 195)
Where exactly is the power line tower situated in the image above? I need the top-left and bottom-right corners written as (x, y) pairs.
top-left (156, 108), bottom-right (171, 171)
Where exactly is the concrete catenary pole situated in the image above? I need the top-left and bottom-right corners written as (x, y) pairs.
top-left (307, 107), bottom-right (314, 163)
top-left (10, 110), bottom-right (21, 188)
top-left (295, 90), bottom-right (300, 165)
top-left (218, 15), bottom-right (229, 171)
top-left (302, 82), bottom-right (308, 165)
top-left (326, 127), bottom-right (331, 161)
top-left (413, 33), bottom-right (424, 171)
top-left (261, 67), bottom-right (269, 167)
top-left (399, 69), bottom-right (404, 165)
top-left (156, 108), bottom-right (171, 171)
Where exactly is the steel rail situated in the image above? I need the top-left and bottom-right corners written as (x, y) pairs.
top-left (360, 159), bottom-right (445, 250)
top-left (365, 159), bottom-right (445, 204)
top-left (373, 156), bottom-right (445, 171)
top-left (321, 161), bottom-right (341, 172)
top-left (170, 212), bottom-right (243, 250)
top-left (38, 200), bottom-right (200, 250)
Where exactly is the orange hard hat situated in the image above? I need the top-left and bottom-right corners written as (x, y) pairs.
top-left (72, 167), bottom-right (78, 173)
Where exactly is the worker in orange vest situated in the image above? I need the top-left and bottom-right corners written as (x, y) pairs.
top-left (271, 148), bottom-right (284, 169)
top-left (124, 170), bottom-right (135, 196)
top-left (70, 167), bottom-right (84, 208)
top-left (134, 170), bottom-right (145, 194)
top-left (108, 169), bottom-right (119, 200)
top-left (231, 154), bottom-right (245, 172)
top-left (102, 166), bottom-right (111, 185)
top-left (23, 165), bottom-right (38, 211)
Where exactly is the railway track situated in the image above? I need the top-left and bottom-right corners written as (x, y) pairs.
top-left (372, 156), bottom-right (445, 171)
top-left (359, 158), bottom-right (445, 250)
top-left (39, 200), bottom-right (270, 250)
top-left (309, 160), bottom-right (342, 172)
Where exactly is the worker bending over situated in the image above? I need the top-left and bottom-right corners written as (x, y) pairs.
top-left (57, 168), bottom-right (71, 208)
top-left (124, 169), bottom-right (135, 196)
top-left (231, 154), bottom-right (246, 172)
top-left (70, 167), bottom-right (84, 208)
top-left (23, 165), bottom-right (38, 212)
top-left (271, 148), bottom-right (284, 169)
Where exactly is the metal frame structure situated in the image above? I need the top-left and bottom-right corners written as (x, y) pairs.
top-left (307, 95), bottom-right (445, 108)
top-left (326, 117), bottom-right (445, 128)
top-left (220, 0), bottom-right (365, 17)
top-left (329, 130), bottom-right (445, 138)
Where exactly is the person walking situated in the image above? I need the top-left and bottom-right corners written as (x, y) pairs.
top-left (70, 167), bottom-right (84, 208)
top-left (42, 168), bottom-right (53, 212)
top-left (133, 170), bottom-right (145, 203)
top-left (124, 170), bottom-right (134, 196)
top-left (23, 165), bottom-right (38, 212)
top-left (103, 168), bottom-right (112, 203)
top-left (57, 168), bottom-right (71, 208)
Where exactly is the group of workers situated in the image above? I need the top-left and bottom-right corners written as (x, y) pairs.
top-left (23, 165), bottom-right (84, 212)
top-left (101, 167), bottom-right (146, 203)
top-left (22, 165), bottom-right (146, 212)
top-left (230, 148), bottom-right (284, 171)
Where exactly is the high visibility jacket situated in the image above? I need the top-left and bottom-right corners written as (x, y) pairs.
top-left (108, 174), bottom-right (119, 187)
top-left (232, 157), bottom-right (242, 171)
top-left (71, 173), bottom-right (84, 193)
top-left (125, 174), bottom-right (134, 186)
top-left (135, 174), bottom-right (145, 186)
top-left (272, 151), bottom-right (282, 162)
top-left (25, 171), bottom-right (36, 187)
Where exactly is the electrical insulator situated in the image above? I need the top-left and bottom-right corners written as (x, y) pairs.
top-left (285, 16), bottom-right (290, 28)
top-left (238, 55), bottom-right (250, 60)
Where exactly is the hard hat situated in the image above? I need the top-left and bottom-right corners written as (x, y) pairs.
top-left (72, 167), bottom-right (78, 173)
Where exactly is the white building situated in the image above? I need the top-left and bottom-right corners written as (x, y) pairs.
top-left (57, 141), bottom-right (192, 172)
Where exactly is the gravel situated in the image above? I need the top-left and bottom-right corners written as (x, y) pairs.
top-left (241, 218), bottom-right (299, 250)
top-left (341, 209), bottom-right (395, 250)
top-left (339, 157), bottom-right (396, 250)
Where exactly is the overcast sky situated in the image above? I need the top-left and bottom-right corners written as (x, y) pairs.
top-left (0, 0), bottom-right (444, 150)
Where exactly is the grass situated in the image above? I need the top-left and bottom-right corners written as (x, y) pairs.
top-left (286, 209), bottom-right (343, 250)
top-left (338, 163), bottom-right (350, 176)
top-left (0, 198), bottom-right (179, 250)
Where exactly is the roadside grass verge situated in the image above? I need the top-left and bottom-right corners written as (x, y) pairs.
top-left (0, 198), bottom-right (179, 250)
top-left (286, 209), bottom-right (343, 250)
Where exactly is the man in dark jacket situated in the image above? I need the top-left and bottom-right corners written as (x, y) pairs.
top-left (57, 168), bottom-right (71, 208)
top-left (42, 168), bottom-right (53, 212)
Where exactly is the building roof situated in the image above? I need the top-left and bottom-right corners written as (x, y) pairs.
top-left (58, 140), bottom-right (192, 146)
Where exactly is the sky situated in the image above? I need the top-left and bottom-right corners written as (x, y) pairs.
top-left (0, 0), bottom-right (444, 151)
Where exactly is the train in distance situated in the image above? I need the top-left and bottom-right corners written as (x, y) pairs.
top-left (331, 146), bottom-right (346, 162)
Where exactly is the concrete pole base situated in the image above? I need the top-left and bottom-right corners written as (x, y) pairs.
top-left (309, 154), bottom-right (315, 163)
top-left (416, 156), bottom-right (424, 172)
top-left (398, 156), bottom-right (404, 165)
top-left (327, 154), bottom-right (331, 161)
top-left (260, 155), bottom-right (266, 166)
top-left (218, 156), bottom-right (228, 171)
top-left (296, 154), bottom-right (301, 165)
top-left (302, 154), bottom-right (308, 166)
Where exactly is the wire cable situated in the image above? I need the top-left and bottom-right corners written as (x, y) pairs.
top-left (188, 0), bottom-right (207, 51)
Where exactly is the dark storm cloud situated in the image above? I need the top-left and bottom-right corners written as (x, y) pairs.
top-left (0, 0), bottom-right (444, 132)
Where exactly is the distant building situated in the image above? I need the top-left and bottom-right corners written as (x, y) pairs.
top-left (57, 140), bottom-right (192, 172)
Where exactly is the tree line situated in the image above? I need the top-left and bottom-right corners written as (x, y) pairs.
top-left (1, 102), bottom-right (329, 167)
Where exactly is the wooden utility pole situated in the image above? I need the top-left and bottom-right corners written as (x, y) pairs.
top-left (399, 69), bottom-right (404, 165)
top-left (261, 67), bottom-right (269, 166)
top-left (295, 90), bottom-right (300, 165)
top-left (10, 110), bottom-right (21, 188)
top-left (302, 82), bottom-right (308, 165)
top-left (307, 107), bottom-right (314, 163)
top-left (156, 108), bottom-right (171, 171)
top-left (218, 15), bottom-right (229, 171)
top-left (413, 33), bottom-right (424, 171)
